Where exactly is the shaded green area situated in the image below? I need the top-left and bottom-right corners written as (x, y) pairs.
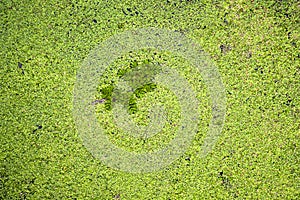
top-left (99, 60), bottom-right (159, 114)
top-left (1, 0), bottom-right (299, 199)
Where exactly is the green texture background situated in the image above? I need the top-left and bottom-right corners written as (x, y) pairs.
top-left (0, 0), bottom-right (299, 199)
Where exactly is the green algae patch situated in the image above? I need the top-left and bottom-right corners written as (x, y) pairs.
top-left (0, 0), bottom-right (299, 199)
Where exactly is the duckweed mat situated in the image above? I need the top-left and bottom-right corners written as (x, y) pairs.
top-left (1, 0), bottom-right (299, 199)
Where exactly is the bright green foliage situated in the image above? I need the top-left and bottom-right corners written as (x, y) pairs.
top-left (0, 0), bottom-right (299, 199)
